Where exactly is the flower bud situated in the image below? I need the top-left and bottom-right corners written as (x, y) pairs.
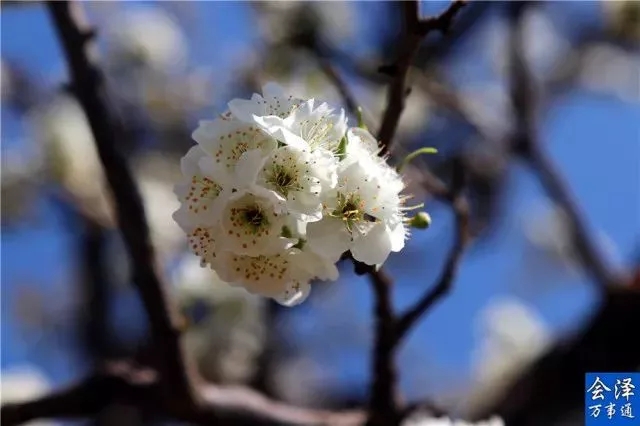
top-left (409, 211), bottom-right (432, 229)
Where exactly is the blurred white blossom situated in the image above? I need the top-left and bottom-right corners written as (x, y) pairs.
top-left (107, 7), bottom-right (187, 72)
top-left (464, 296), bottom-right (551, 414)
top-left (0, 144), bottom-right (44, 224)
top-left (489, 8), bottom-right (570, 79)
top-left (523, 202), bottom-right (620, 275)
top-left (578, 43), bottom-right (640, 103)
top-left (31, 96), bottom-right (189, 259)
top-left (271, 356), bottom-right (330, 407)
top-left (133, 153), bottom-right (187, 259)
top-left (459, 85), bottom-right (512, 141)
top-left (0, 365), bottom-right (53, 426)
top-left (173, 255), bottom-right (267, 384)
top-left (31, 96), bottom-right (110, 213)
top-left (309, 1), bottom-right (357, 47)
top-left (402, 413), bottom-right (504, 426)
top-left (139, 68), bottom-right (214, 127)
top-left (257, 1), bottom-right (356, 47)
top-left (369, 84), bottom-right (432, 138)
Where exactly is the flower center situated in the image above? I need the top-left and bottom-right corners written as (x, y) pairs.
top-left (301, 117), bottom-right (335, 149)
top-left (266, 164), bottom-right (300, 196)
top-left (230, 142), bottom-right (249, 162)
top-left (240, 204), bottom-right (268, 233)
top-left (332, 193), bottom-right (366, 232)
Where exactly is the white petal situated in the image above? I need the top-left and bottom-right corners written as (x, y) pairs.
top-left (228, 98), bottom-right (261, 123)
top-left (277, 127), bottom-right (310, 150)
top-left (306, 218), bottom-right (351, 260)
top-left (234, 149), bottom-right (268, 188)
top-left (172, 204), bottom-right (194, 233)
top-left (180, 145), bottom-right (205, 176)
top-left (351, 223), bottom-right (392, 265)
top-left (388, 222), bottom-right (406, 252)
top-left (191, 120), bottom-right (219, 153)
top-left (253, 115), bottom-right (287, 133)
top-left (347, 127), bottom-right (379, 155)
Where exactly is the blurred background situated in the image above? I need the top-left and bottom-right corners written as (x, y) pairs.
top-left (1, 1), bottom-right (638, 425)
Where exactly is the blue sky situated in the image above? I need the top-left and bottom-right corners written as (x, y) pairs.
top-left (2, 0), bottom-right (638, 405)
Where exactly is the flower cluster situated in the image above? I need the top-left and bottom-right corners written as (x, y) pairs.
top-left (173, 83), bottom-right (412, 306)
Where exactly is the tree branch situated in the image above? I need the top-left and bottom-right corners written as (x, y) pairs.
top-left (1, 363), bottom-right (365, 426)
top-left (0, 4), bottom-right (372, 426)
top-left (46, 0), bottom-right (197, 403)
top-left (506, 2), bottom-right (621, 291)
top-left (366, 268), bottom-right (400, 425)
top-left (377, 0), bottom-right (467, 156)
top-left (363, 3), bottom-right (467, 424)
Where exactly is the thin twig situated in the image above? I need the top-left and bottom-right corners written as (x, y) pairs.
top-left (315, 55), bottom-right (359, 118)
top-left (46, 0), bottom-right (197, 404)
top-left (377, 0), bottom-right (467, 156)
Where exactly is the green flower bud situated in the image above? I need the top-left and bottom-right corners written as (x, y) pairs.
top-left (409, 211), bottom-right (432, 229)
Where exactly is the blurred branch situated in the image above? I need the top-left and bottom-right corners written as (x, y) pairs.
top-left (46, 0), bottom-right (197, 404)
top-left (0, 2), bottom-right (373, 425)
top-left (1, 362), bottom-right (365, 426)
top-left (0, 0), bottom-right (40, 8)
top-left (461, 4), bottom-right (638, 423)
top-left (315, 54), bottom-right (359, 118)
top-left (506, 2), bottom-right (621, 292)
top-left (377, 0), bottom-right (466, 156)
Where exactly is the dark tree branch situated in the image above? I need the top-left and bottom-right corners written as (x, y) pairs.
top-left (0, 3), bottom-right (370, 426)
top-left (377, 0), bottom-right (466, 156)
top-left (506, 2), bottom-right (621, 292)
top-left (315, 54), bottom-right (359, 119)
top-left (366, 268), bottom-right (400, 426)
top-left (459, 5), bottom-right (635, 423)
top-left (1, 363), bottom-right (365, 426)
top-left (46, 0), bottom-right (197, 404)
top-left (364, 3), bottom-right (467, 424)
top-left (78, 212), bottom-right (114, 361)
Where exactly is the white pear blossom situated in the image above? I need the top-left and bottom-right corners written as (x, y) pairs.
top-left (107, 7), bottom-right (187, 71)
top-left (464, 297), bottom-right (551, 414)
top-left (1, 365), bottom-right (53, 426)
top-left (172, 255), bottom-right (267, 384)
top-left (402, 414), bottom-right (504, 426)
top-left (174, 83), bottom-right (422, 306)
top-left (257, 145), bottom-right (337, 222)
top-left (307, 128), bottom-right (407, 266)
